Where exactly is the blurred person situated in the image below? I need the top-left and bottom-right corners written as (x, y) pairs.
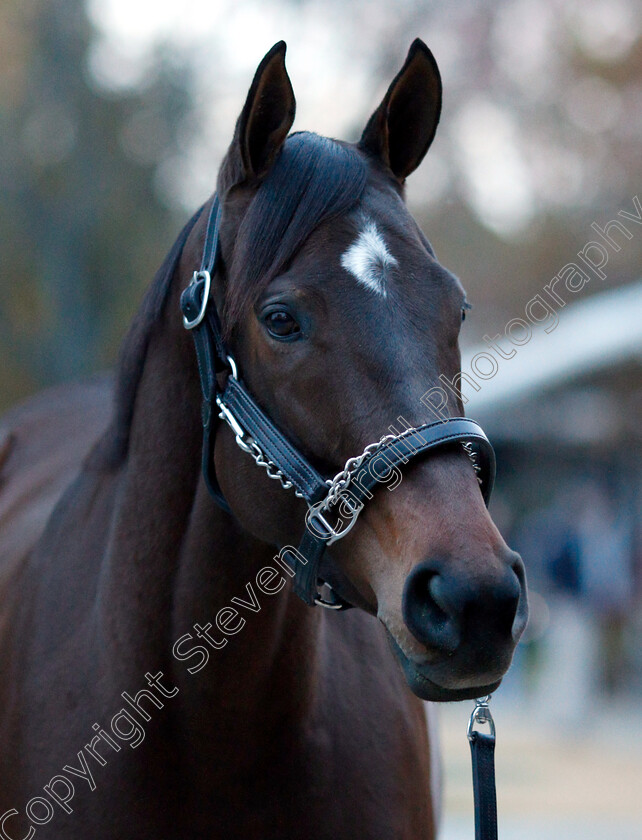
top-left (574, 481), bottom-right (635, 696)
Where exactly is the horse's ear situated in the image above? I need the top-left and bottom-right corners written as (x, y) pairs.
top-left (220, 41), bottom-right (295, 189)
top-left (359, 39), bottom-right (441, 182)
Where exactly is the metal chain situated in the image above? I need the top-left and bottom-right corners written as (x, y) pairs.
top-left (322, 424), bottom-right (482, 510)
top-left (322, 426), bottom-right (426, 509)
top-left (244, 439), bottom-right (306, 498)
top-left (216, 395), bottom-right (306, 498)
top-left (222, 400), bottom-right (482, 505)
top-left (461, 440), bottom-right (483, 485)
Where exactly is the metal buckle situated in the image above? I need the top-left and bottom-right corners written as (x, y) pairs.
top-left (226, 355), bottom-right (239, 380)
top-left (467, 695), bottom-right (495, 741)
top-left (306, 494), bottom-right (363, 545)
top-left (314, 583), bottom-right (344, 610)
top-left (183, 270), bottom-right (211, 330)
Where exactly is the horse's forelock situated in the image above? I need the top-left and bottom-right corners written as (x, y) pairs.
top-left (222, 132), bottom-right (367, 334)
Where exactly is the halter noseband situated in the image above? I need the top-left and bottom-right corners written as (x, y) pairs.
top-left (180, 196), bottom-right (496, 610)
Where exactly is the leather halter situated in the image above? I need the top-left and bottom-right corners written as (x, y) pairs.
top-left (181, 196), bottom-right (496, 610)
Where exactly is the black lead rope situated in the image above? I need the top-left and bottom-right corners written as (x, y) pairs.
top-left (468, 697), bottom-right (498, 840)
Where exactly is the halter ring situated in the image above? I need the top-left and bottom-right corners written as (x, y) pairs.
top-left (183, 270), bottom-right (211, 330)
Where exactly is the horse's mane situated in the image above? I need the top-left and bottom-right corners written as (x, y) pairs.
top-left (95, 208), bottom-right (202, 467)
top-left (222, 131), bottom-right (368, 332)
top-left (95, 131), bottom-right (367, 467)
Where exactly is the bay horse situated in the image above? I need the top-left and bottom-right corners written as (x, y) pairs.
top-left (0, 40), bottom-right (528, 839)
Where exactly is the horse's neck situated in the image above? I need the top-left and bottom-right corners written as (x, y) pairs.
top-left (170, 490), bottom-right (322, 765)
top-left (96, 298), bottom-right (321, 743)
top-left (93, 305), bottom-right (203, 670)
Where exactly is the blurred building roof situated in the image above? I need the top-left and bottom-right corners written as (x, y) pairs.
top-left (463, 280), bottom-right (642, 443)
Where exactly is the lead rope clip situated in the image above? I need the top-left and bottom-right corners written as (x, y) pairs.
top-left (467, 695), bottom-right (495, 741)
top-left (467, 695), bottom-right (498, 840)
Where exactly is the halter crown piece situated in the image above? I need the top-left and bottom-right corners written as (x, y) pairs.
top-left (180, 196), bottom-right (496, 610)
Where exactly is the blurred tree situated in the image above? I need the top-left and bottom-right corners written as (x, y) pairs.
top-left (0, 0), bottom-right (191, 410)
top-left (84, 0), bottom-right (638, 342)
top-left (398, 0), bottom-right (642, 340)
top-left (2, 0), bottom-right (640, 409)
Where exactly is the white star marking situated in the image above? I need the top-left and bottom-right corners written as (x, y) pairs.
top-left (340, 217), bottom-right (397, 297)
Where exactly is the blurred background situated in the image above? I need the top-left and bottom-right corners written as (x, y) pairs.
top-left (1, 0), bottom-right (641, 836)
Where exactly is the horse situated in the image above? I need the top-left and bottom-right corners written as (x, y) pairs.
top-left (0, 39), bottom-right (528, 839)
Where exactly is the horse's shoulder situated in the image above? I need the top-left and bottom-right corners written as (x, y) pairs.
top-left (0, 375), bottom-right (113, 586)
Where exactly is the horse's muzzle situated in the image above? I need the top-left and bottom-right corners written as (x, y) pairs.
top-left (396, 550), bottom-right (528, 699)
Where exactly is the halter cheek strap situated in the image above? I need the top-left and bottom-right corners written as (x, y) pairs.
top-left (181, 195), bottom-right (496, 611)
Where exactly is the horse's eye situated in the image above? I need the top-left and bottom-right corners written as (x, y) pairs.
top-left (263, 310), bottom-right (301, 340)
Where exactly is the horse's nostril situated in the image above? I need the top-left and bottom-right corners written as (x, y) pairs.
top-left (491, 572), bottom-right (522, 635)
top-left (402, 562), bottom-right (461, 653)
top-left (402, 557), bottom-right (527, 656)
top-left (426, 576), bottom-right (449, 625)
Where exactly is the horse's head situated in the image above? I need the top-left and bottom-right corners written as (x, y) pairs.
top-left (195, 40), bottom-right (528, 701)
